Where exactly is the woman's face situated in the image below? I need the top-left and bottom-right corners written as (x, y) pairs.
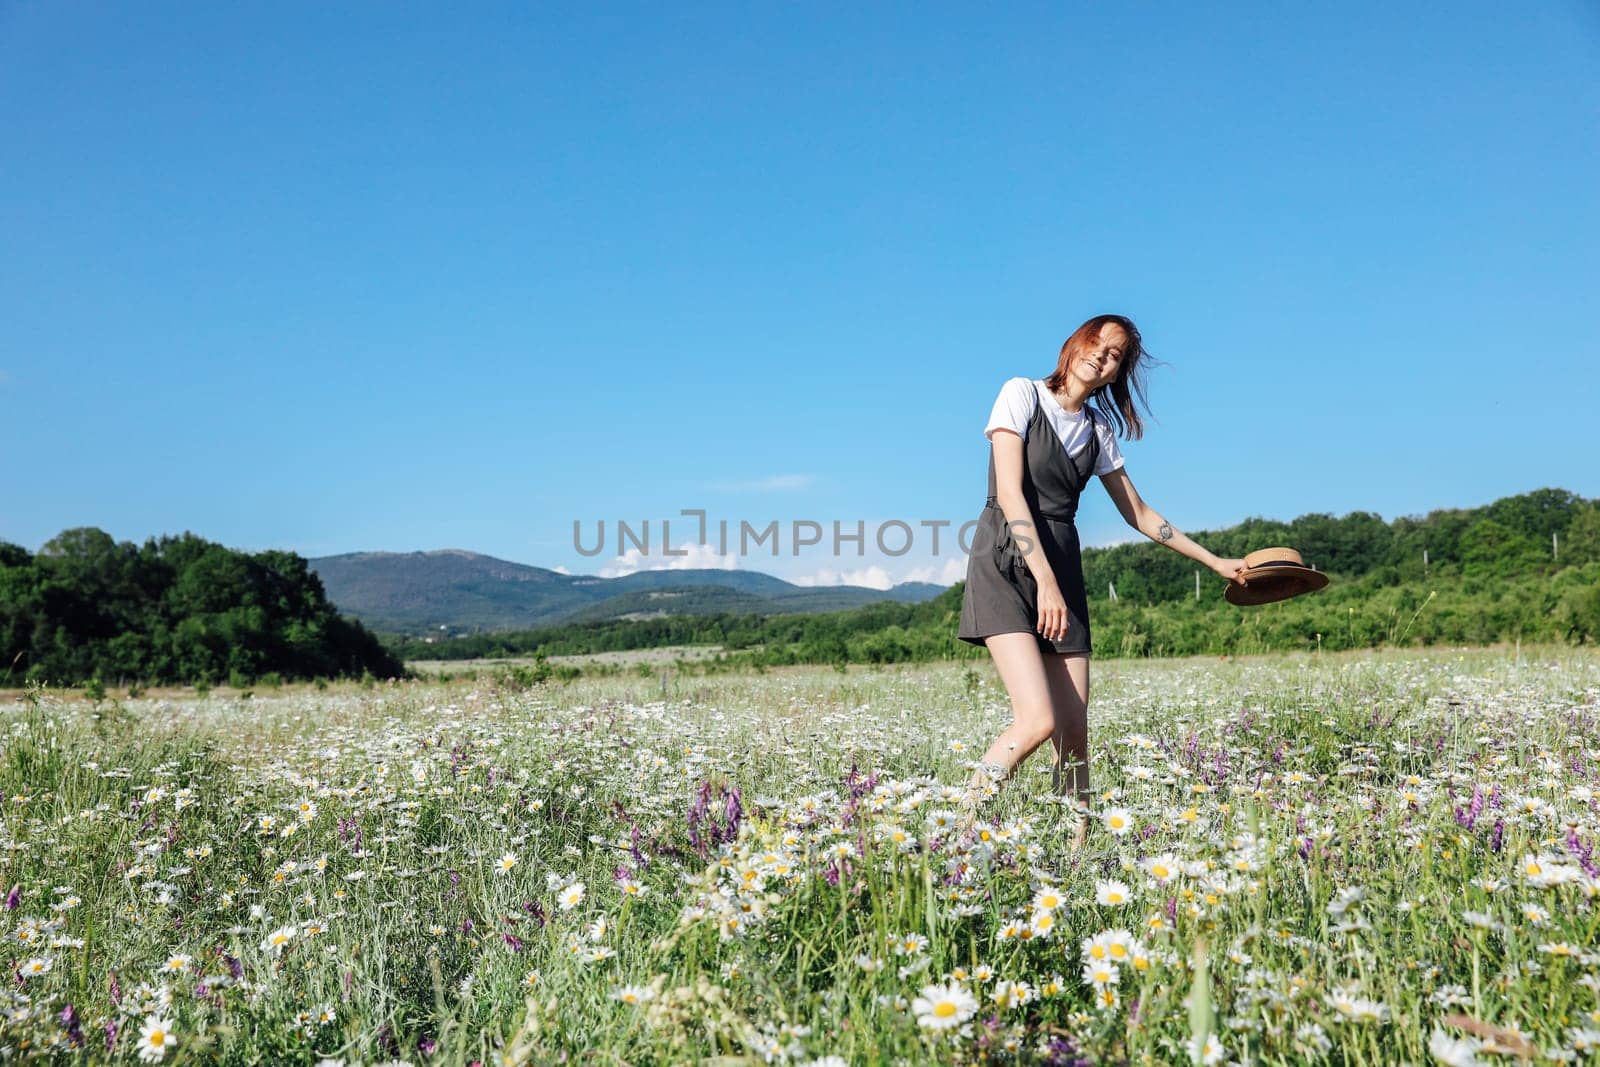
top-left (1069, 324), bottom-right (1128, 390)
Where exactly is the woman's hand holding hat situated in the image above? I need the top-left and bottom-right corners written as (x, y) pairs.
top-left (1210, 557), bottom-right (1248, 584)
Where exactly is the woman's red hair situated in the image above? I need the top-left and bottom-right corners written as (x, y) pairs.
top-left (1042, 314), bottom-right (1157, 441)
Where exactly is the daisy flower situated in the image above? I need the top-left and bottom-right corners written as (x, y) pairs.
top-left (1096, 880), bottom-right (1131, 906)
top-left (1188, 1032), bottom-right (1226, 1065)
top-left (1427, 1028), bottom-right (1484, 1067)
top-left (614, 984), bottom-right (655, 1004)
top-left (1102, 808), bottom-right (1134, 835)
top-left (895, 932), bottom-right (929, 956)
top-left (1128, 941), bottom-right (1158, 972)
top-left (557, 882), bottom-right (586, 910)
top-left (911, 981), bottom-right (978, 1030)
top-left (992, 979), bottom-right (1034, 1008)
top-left (1143, 854), bottom-right (1180, 884)
top-left (1325, 986), bottom-right (1390, 1023)
top-left (1082, 959), bottom-right (1120, 988)
top-left (260, 925), bottom-right (297, 955)
top-left (1082, 929), bottom-right (1135, 964)
top-left (1032, 884), bottom-right (1066, 912)
top-left (137, 1016), bottom-right (177, 1063)
top-left (495, 852), bottom-right (517, 876)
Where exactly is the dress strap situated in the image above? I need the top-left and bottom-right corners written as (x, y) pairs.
top-left (1085, 405), bottom-right (1102, 469)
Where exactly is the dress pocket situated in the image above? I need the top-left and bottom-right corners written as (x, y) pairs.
top-left (991, 514), bottom-right (1037, 588)
top-left (998, 539), bottom-right (1033, 585)
top-left (993, 531), bottom-right (1021, 570)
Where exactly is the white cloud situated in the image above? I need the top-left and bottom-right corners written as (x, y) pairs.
top-left (788, 565), bottom-right (896, 590)
top-left (892, 557), bottom-right (969, 586)
top-left (550, 564), bottom-right (571, 575)
top-left (706, 473), bottom-right (814, 492)
top-left (786, 555), bottom-right (965, 590)
top-left (597, 539), bottom-right (739, 578)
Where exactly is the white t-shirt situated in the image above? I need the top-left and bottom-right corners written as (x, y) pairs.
top-left (983, 376), bottom-right (1125, 477)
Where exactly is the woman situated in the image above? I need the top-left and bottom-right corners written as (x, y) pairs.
top-left (955, 314), bottom-right (1246, 845)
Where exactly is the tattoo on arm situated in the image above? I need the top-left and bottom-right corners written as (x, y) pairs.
top-left (1157, 522), bottom-right (1174, 543)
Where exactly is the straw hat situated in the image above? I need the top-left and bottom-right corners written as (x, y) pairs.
top-left (1225, 547), bottom-right (1330, 606)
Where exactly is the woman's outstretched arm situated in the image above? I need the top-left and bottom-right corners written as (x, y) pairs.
top-left (1098, 467), bottom-right (1246, 582)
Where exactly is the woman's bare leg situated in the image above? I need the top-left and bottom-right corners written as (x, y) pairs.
top-left (1042, 652), bottom-right (1091, 800)
top-left (961, 632), bottom-right (1058, 810)
top-left (1043, 652), bottom-right (1092, 848)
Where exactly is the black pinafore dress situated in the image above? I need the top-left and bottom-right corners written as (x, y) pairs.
top-left (958, 381), bottom-right (1100, 655)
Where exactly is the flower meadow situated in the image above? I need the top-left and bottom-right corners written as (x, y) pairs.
top-left (3, 648), bottom-right (1600, 1065)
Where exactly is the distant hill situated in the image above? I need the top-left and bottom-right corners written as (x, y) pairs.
top-left (307, 549), bottom-right (946, 634)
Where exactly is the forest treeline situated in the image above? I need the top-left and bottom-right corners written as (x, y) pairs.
top-left (1080, 486), bottom-right (1597, 603)
top-left (0, 528), bottom-right (404, 687)
top-left (393, 488), bottom-right (1600, 668)
top-left (5, 489), bottom-right (1595, 688)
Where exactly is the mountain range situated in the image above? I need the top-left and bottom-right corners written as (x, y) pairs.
top-left (307, 550), bottom-right (947, 634)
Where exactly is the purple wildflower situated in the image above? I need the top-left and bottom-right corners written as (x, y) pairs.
top-left (1041, 1034), bottom-right (1092, 1067)
top-left (686, 779), bottom-right (744, 859)
top-left (60, 1004), bottom-right (84, 1047)
top-left (1455, 785), bottom-right (1485, 830)
top-left (1566, 828), bottom-right (1598, 879)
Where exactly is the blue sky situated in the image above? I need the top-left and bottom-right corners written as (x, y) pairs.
top-left (3, 2), bottom-right (1597, 588)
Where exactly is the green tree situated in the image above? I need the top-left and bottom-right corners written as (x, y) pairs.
top-left (1459, 518), bottom-right (1548, 578)
top-left (1562, 504), bottom-right (1600, 566)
